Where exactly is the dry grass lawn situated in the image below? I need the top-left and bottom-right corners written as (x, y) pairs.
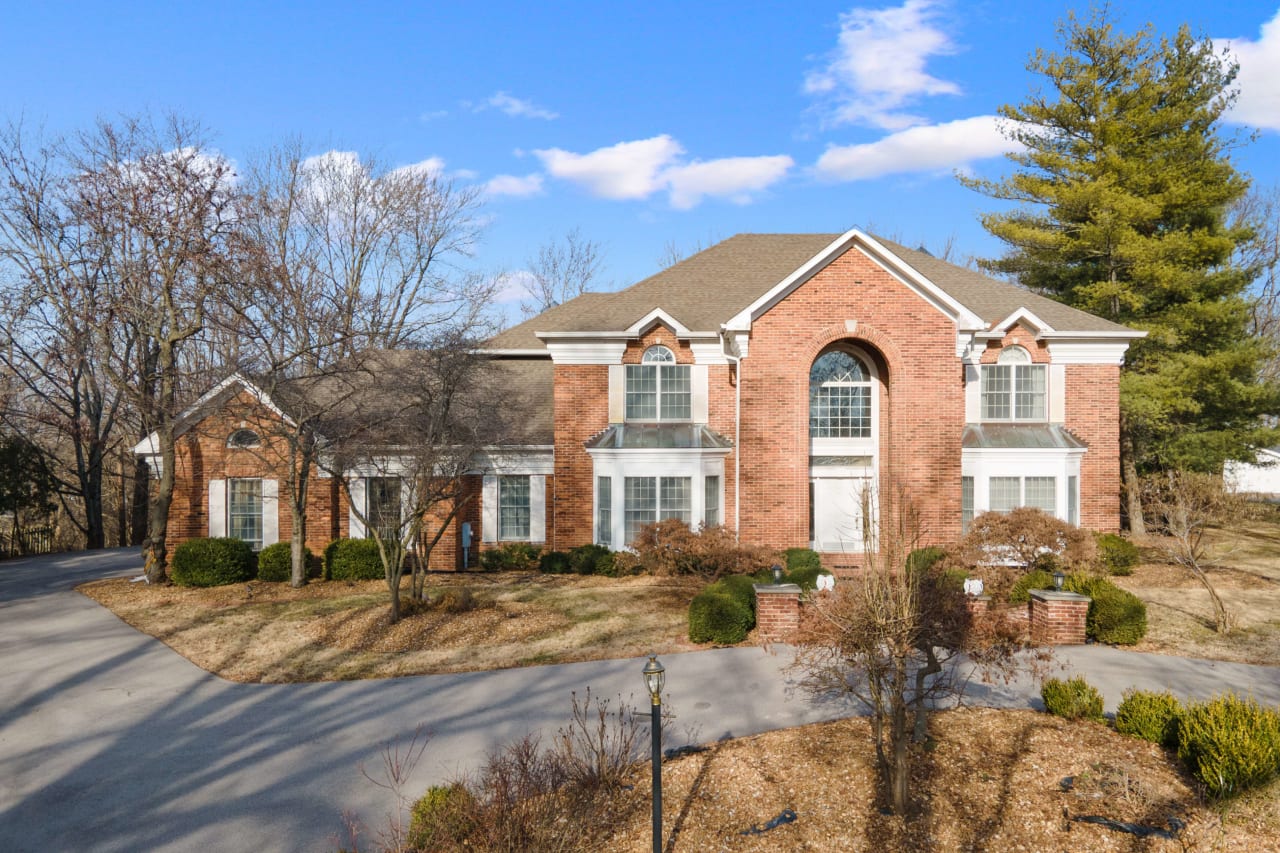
top-left (1115, 518), bottom-right (1280, 666)
top-left (79, 572), bottom-right (705, 682)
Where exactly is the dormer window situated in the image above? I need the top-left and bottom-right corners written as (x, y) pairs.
top-left (981, 346), bottom-right (1046, 421)
top-left (227, 429), bottom-right (261, 448)
top-left (625, 345), bottom-right (691, 421)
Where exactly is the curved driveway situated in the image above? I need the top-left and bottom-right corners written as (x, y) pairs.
top-left (2, 550), bottom-right (1278, 852)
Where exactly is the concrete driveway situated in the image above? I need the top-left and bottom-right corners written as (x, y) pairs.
top-left (2, 550), bottom-right (1278, 852)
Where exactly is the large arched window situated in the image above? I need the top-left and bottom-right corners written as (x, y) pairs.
top-left (625, 345), bottom-right (691, 421)
top-left (809, 350), bottom-right (872, 438)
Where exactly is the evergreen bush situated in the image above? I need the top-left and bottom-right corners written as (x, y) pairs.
top-left (784, 547), bottom-right (822, 573)
top-left (1177, 694), bottom-right (1280, 799)
top-left (478, 542), bottom-right (541, 572)
top-left (1115, 689), bottom-right (1182, 747)
top-left (1041, 675), bottom-right (1105, 721)
top-left (907, 546), bottom-right (948, 573)
top-left (408, 783), bottom-right (476, 850)
top-left (1096, 533), bottom-right (1141, 576)
top-left (325, 538), bottom-right (383, 581)
top-left (568, 543), bottom-right (614, 576)
top-left (171, 537), bottom-right (257, 587)
top-left (1009, 569), bottom-right (1055, 604)
top-left (714, 574), bottom-right (759, 615)
top-left (256, 542), bottom-right (312, 582)
top-left (538, 550), bottom-right (572, 574)
top-left (1065, 574), bottom-right (1147, 645)
top-left (687, 588), bottom-right (753, 644)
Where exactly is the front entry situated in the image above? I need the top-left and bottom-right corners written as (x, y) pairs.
top-left (810, 474), bottom-right (872, 552)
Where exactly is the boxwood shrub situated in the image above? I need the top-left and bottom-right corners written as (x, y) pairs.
top-left (325, 538), bottom-right (384, 581)
top-left (688, 588), bottom-right (753, 644)
top-left (567, 543), bottom-right (616, 576)
top-left (1177, 694), bottom-right (1280, 799)
top-left (1040, 675), bottom-right (1105, 722)
top-left (714, 574), bottom-right (759, 615)
top-left (171, 537), bottom-right (256, 587)
top-left (1115, 689), bottom-right (1182, 748)
top-left (538, 550), bottom-right (572, 574)
top-left (1096, 533), bottom-right (1141, 576)
top-left (1065, 574), bottom-right (1147, 645)
top-left (1009, 569), bottom-right (1055, 604)
top-left (408, 783), bottom-right (476, 850)
top-left (479, 542), bottom-right (541, 572)
top-left (256, 542), bottom-right (313, 582)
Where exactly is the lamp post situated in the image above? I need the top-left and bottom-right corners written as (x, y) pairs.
top-left (642, 655), bottom-right (665, 853)
top-left (1053, 569), bottom-right (1066, 591)
top-left (772, 563), bottom-right (783, 585)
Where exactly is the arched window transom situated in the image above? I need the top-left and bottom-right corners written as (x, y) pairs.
top-left (227, 429), bottom-right (261, 449)
top-left (626, 345), bottom-right (691, 421)
top-left (981, 345), bottom-right (1046, 421)
top-left (809, 350), bottom-right (872, 438)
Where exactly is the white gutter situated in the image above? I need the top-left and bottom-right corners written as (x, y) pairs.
top-left (721, 330), bottom-right (744, 538)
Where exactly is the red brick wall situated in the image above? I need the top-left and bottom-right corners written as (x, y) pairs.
top-left (552, 363), bottom-right (610, 548)
top-left (1065, 364), bottom-right (1122, 531)
top-left (738, 247), bottom-right (965, 551)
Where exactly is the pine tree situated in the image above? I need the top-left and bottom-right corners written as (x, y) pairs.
top-left (962, 11), bottom-right (1280, 531)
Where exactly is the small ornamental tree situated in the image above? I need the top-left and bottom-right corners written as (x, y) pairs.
top-left (946, 507), bottom-right (1097, 599)
top-left (793, 488), bottom-right (1032, 815)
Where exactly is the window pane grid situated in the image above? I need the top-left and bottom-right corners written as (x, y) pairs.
top-left (705, 476), bottom-right (720, 528)
top-left (990, 477), bottom-right (1021, 513)
top-left (659, 365), bottom-right (691, 420)
top-left (625, 365), bottom-right (657, 420)
top-left (597, 477), bottom-right (611, 546)
top-left (366, 477), bottom-right (402, 543)
top-left (659, 477), bottom-right (691, 523)
top-left (1068, 476), bottom-right (1079, 526)
top-left (981, 365), bottom-right (1012, 420)
top-left (499, 476), bottom-right (531, 541)
top-left (810, 386), bottom-right (870, 437)
top-left (228, 478), bottom-right (263, 549)
top-left (961, 476), bottom-right (974, 534)
top-left (624, 477), bottom-right (656, 543)
top-left (1014, 365), bottom-right (1047, 419)
top-left (1025, 476), bottom-right (1056, 513)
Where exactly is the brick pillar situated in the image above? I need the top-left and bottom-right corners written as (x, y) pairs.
top-left (1029, 590), bottom-right (1090, 645)
top-left (753, 583), bottom-right (802, 642)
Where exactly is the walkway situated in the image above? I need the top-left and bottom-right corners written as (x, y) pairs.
top-left (1, 550), bottom-right (1277, 852)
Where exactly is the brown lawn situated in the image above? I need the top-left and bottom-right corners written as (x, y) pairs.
top-left (78, 572), bottom-right (706, 682)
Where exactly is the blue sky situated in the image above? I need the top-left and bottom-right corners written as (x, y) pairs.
top-left (5, 1), bottom-right (1280, 314)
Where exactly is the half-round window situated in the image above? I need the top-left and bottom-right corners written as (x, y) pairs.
top-left (642, 345), bottom-right (676, 363)
top-left (809, 350), bottom-right (872, 438)
top-left (227, 429), bottom-right (261, 449)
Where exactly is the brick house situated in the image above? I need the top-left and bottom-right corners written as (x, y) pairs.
top-left (138, 229), bottom-right (1141, 570)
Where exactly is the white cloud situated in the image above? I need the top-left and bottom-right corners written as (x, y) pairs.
top-left (1221, 11), bottom-right (1280, 132)
top-left (418, 109), bottom-right (448, 122)
top-left (534, 136), bottom-right (793, 208)
top-left (484, 173), bottom-right (544, 198)
top-left (815, 115), bottom-right (1016, 181)
top-left (390, 157), bottom-right (446, 180)
top-left (535, 136), bottom-right (685, 200)
top-left (474, 91), bottom-right (559, 120)
top-left (665, 155), bottom-right (796, 209)
top-left (806, 0), bottom-right (960, 130)
top-left (490, 270), bottom-right (537, 304)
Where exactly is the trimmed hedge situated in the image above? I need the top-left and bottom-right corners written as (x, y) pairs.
top-left (568, 543), bottom-right (614, 576)
top-left (1115, 689), bottom-right (1182, 748)
top-left (1041, 675), bottom-right (1105, 722)
top-left (171, 537), bottom-right (256, 587)
top-left (715, 574), bottom-right (759, 615)
top-left (479, 542), bottom-right (541, 572)
top-left (325, 538), bottom-right (384, 581)
top-left (1096, 533), bottom-right (1141, 576)
top-left (1009, 569), bottom-right (1055, 604)
top-left (538, 550), bottom-right (572, 574)
top-left (688, 588), bottom-right (753, 644)
top-left (1177, 694), bottom-right (1280, 799)
top-left (256, 542), bottom-right (313, 582)
top-left (1065, 574), bottom-right (1147, 645)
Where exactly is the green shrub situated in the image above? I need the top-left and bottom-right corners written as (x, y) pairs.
top-left (325, 538), bottom-right (384, 581)
top-left (408, 783), bottom-right (476, 850)
top-left (907, 546), bottom-right (948, 574)
top-left (1041, 675), bottom-right (1105, 721)
top-left (1177, 694), bottom-right (1280, 799)
top-left (1009, 569), bottom-right (1055, 604)
top-left (539, 550), bottom-right (572, 574)
top-left (1065, 574), bottom-right (1147, 645)
top-left (479, 542), bottom-right (541, 572)
top-left (568, 543), bottom-right (613, 576)
top-left (784, 547), bottom-right (822, 573)
top-left (714, 574), bottom-right (759, 615)
top-left (256, 542), bottom-right (313, 582)
top-left (171, 537), bottom-right (256, 587)
top-left (1096, 533), bottom-right (1141, 576)
top-left (688, 588), bottom-right (753, 644)
top-left (1115, 689), bottom-right (1182, 747)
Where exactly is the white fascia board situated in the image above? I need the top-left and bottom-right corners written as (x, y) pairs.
top-left (981, 308), bottom-right (1056, 338)
top-left (473, 446), bottom-right (555, 475)
top-left (133, 434), bottom-right (160, 456)
top-left (624, 308), bottom-right (693, 338)
top-left (585, 446), bottom-right (733, 466)
top-left (724, 228), bottom-right (984, 334)
top-left (132, 373), bottom-right (298, 455)
top-left (1045, 340), bottom-right (1136, 365)
top-left (480, 348), bottom-right (551, 357)
top-left (962, 445), bottom-right (1087, 467)
top-left (539, 340), bottom-right (628, 364)
top-left (690, 337), bottom-right (732, 365)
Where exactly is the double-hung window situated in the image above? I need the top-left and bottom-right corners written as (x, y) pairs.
top-left (623, 476), bottom-right (691, 543)
top-left (499, 475), bottom-right (531, 541)
top-left (365, 477), bottom-right (403, 543)
top-left (981, 346), bottom-right (1046, 421)
top-left (228, 478), bottom-right (264, 550)
top-left (990, 475), bottom-right (1056, 515)
top-left (625, 345), bottom-right (691, 421)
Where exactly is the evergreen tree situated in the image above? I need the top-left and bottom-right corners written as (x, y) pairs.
top-left (962, 11), bottom-right (1280, 531)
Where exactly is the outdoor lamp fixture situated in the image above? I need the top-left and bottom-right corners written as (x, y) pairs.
top-left (642, 655), bottom-right (666, 853)
top-left (1053, 569), bottom-right (1066, 591)
top-left (772, 563), bottom-right (784, 585)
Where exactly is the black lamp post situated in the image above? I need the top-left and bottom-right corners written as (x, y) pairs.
top-left (1053, 569), bottom-right (1066, 591)
top-left (642, 655), bottom-right (666, 853)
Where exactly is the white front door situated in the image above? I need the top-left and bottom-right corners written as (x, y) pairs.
top-left (811, 475), bottom-right (872, 552)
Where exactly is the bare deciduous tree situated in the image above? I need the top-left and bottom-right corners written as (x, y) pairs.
top-left (520, 227), bottom-right (606, 317)
top-left (1144, 470), bottom-right (1244, 633)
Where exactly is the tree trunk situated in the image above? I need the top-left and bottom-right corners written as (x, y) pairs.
top-left (890, 702), bottom-right (910, 815)
top-left (1120, 422), bottom-right (1146, 536)
top-left (130, 457), bottom-right (150, 546)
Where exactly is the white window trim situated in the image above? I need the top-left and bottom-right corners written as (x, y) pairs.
top-left (809, 344), bottom-right (879, 459)
top-left (481, 473), bottom-right (547, 544)
top-left (211, 477), bottom-right (277, 550)
top-left (624, 345), bottom-right (693, 422)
